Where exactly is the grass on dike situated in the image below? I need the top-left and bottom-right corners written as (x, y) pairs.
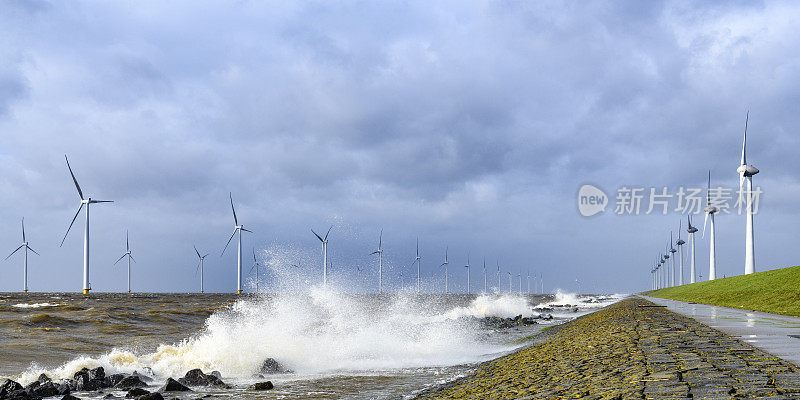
top-left (644, 265), bottom-right (800, 317)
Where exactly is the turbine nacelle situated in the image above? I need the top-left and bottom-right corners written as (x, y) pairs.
top-left (676, 239), bottom-right (686, 246)
top-left (687, 226), bottom-right (698, 233)
top-left (704, 205), bottom-right (718, 214)
top-left (737, 164), bottom-right (759, 176)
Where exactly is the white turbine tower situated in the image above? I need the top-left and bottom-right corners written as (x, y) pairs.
top-left (370, 230), bottom-right (384, 294)
top-left (464, 254), bottom-right (470, 294)
top-left (496, 261), bottom-right (501, 293)
top-left (439, 246), bottom-right (449, 294)
top-left (311, 226), bottom-right (332, 288)
top-left (527, 270), bottom-right (531, 294)
top-left (409, 237), bottom-right (421, 294)
top-left (676, 222), bottom-right (686, 286)
top-left (703, 171), bottom-right (718, 281)
top-left (687, 215), bottom-right (698, 284)
top-left (663, 245), bottom-right (671, 287)
top-left (737, 112), bottom-right (759, 275)
top-left (249, 248), bottom-right (261, 294)
top-left (221, 193), bottom-right (252, 294)
top-left (483, 258), bottom-right (487, 294)
top-left (113, 231), bottom-right (135, 293)
top-left (507, 270), bottom-right (512, 294)
top-left (194, 246), bottom-right (208, 293)
top-left (669, 233), bottom-right (677, 287)
top-left (5, 218), bottom-right (39, 293)
top-left (61, 155), bottom-right (114, 294)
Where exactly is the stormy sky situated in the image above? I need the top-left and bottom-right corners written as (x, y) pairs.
top-left (1, 0), bottom-right (799, 294)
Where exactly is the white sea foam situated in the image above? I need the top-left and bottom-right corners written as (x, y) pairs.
top-left (13, 303), bottom-right (61, 308)
top-left (19, 290), bottom-right (531, 383)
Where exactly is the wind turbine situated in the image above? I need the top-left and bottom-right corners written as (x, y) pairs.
top-left (507, 270), bottom-right (512, 294)
top-left (61, 155), bottom-right (114, 294)
top-left (249, 248), bottom-right (261, 294)
top-left (439, 246), bottom-right (449, 294)
top-left (194, 246), bottom-right (208, 293)
top-left (663, 245), bottom-right (671, 288)
top-left (527, 270), bottom-right (530, 294)
top-left (482, 258), bottom-right (487, 294)
top-left (687, 215), bottom-right (698, 284)
top-left (703, 171), bottom-right (718, 280)
top-left (221, 193), bottom-right (252, 294)
top-left (669, 232), bottom-right (677, 287)
top-left (676, 222), bottom-right (686, 286)
top-left (464, 254), bottom-right (470, 294)
top-left (113, 231), bottom-right (135, 293)
top-left (518, 273), bottom-right (522, 294)
top-left (291, 261), bottom-right (303, 291)
top-left (5, 218), bottom-right (39, 293)
top-left (311, 226), bottom-right (332, 287)
top-left (496, 260), bottom-right (501, 293)
top-left (737, 112), bottom-right (759, 275)
top-left (409, 237), bottom-right (421, 294)
top-left (370, 229), bottom-right (383, 294)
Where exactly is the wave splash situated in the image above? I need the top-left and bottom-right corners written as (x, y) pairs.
top-left (19, 291), bottom-right (533, 383)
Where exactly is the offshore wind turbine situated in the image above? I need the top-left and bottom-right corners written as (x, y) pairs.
top-left (737, 112), bottom-right (759, 275)
top-left (507, 270), bottom-right (512, 294)
top-left (370, 229), bottom-right (384, 293)
top-left (496, 260), bottom-right (501, 293)
top-left (221, 193), bottom-right (252, 294)
top-left (409, 237), bottom-right (421, 293)
top-left (687, 215), bottom-right (698, 283)
top-left (61, 155), bottom-right (114, 294)
top-left (439, 246), bottom-right (449, 294)
top-left (194, 246), bottom-right (209, 293)
top-left (113, 231), bottom-right (135, 293)
top-left (676, 222), bottom-right (686, 286)
top-left (249, 248), bottom-right (261, 294)
top-left (703, 171), bottom-right (718, 280)
top-left (482, 258), bottom-right (487, 294)
top-left (5, 218), bottom-right (39, 293)
top-left (311, 226), bottom-right (332, 287)
top-left (464, 254), bottom-right (470, 294)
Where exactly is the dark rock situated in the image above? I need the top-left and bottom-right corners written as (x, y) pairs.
top-left (177, 370), bottom-right (228, 388)
top-left (2, 380), bottom-right (24, 396)
top-left (61, 395), bottom-right (81, 400)
top-left (24, 381), bottom-right (40, 394)
top-left (102, 394), bottom-right (117, 399)
top-left (6, 389), bottom-right (36, 400)
top-left (157, 379), bottom-right (190, 393)
top-left (36, 375), bottom-right (51, 384)
top-left (105, 374), bottom-right (125, 388)
top-left (75, 374), bottom-right (99, 391)
top-left (56, 382), bottom-right (71, 395)
top-left (125, 388), bottom-right (149, 398)
top-left (208, 371), bottom-right (221, 379)
top-left (30, 382), bottom-right (59, 398)
top-left (247, 382), bottom-right (273, 391)
top-left (113, 376), bottom-right (147, 390)
top-left (259, 358), bottom-right (289, 374)
top-left (88, 367), bottom-right (105, 382)
top-left (135, 394), bottom-right (163, 400)
top-left (73, 369), bottom-right (89, 381)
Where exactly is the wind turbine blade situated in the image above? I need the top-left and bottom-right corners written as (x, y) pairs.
top-left (378, 229), bottom-right (383, 250)
top-left (416, 237), bottom-right (419, 257)
top-left (370, 251), bottom-right (380, 255)
top-left (126, 231), bottom-right (129, 251)
top-left (21, 218), bottom-right (25, 243)
top-left (114, 254), bottom-right (127, 265)
top-left (229, 192), bottom-right (238, 226)
top-left (742, 111), bottom-right (749, 165)
top-left (738, 171), bottom-right (746, 206)
top-left (221, 229), bottom-right (237, 256)
top-left (60, 203), bottom-right (84, 247)
top-left (92, 200), bottom-right (114, 203)
top-left (702, 212), bottom-right (709, 238)
top-left (194, 245), bottom-right (201, 259)
top-left (129, 254), bottom-right (136, 263)
top-left (195, 261), bottom-right (201, 277)
top-left (253, 248), bottom-right (257, 263)
top-left (27, 246), bottom-right (40, 256)
top-left (311, 229), bottom-right (323, 242)
top-left (241, 228), bottom-right (253, 233)
top-left (324, 225), bottom-right (332, 241)
top-left (5, 245), bottom-right (24, 260)
top-left (65, 155), bottom-right (84, 200)
top-left (203, 254), bottom-right (209, 258)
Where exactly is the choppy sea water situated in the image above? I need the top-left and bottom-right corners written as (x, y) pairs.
top-left (0, 290), bottom-right (623, 399)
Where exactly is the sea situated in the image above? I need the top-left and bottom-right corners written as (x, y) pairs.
top-left (0, 290), bottom-right (624, 399)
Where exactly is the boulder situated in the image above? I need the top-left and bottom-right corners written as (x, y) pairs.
top-left (135, 393), bottom-right (163, 400)
top-left (157, 379), bottom-right (190, 393)
top-left (113, 377), bottom-right (147, 390)
top-left (177, 370), bottom-right (228, 388)
top-left (2, 380), bottom-right (24, 396)
top-left (258, 358), bottom-right (289, 374)
top-left (73, 369), bottom-right (89, 380)
top-left (130, 372), bottom-right (153, 383)
top-left (23, 381), bottom-right (40, 394)
top-left (5, 389), bottom-right (36, 400)
top-left (30, 382), bottom-right (59, 398)
top-left (247, 382), bottom-right (273, 391)
top-left (56, 382), bottom-right (71, 395)
top-left (124, 388), bottom-right (149, 398)
top-left (209, 371), bottom-right (221, 379)
top-left (105, 374), bottom-right (125, 388)
top-left (74, 374), bottom-right (99, 391)
top-left (62, 395), bottom-right (81, 400)
top-left (88, 368), bottom-right (105, 381)
top-left (36, 375), bottom-right (51, 384)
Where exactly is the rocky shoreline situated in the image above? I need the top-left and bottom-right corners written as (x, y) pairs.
top-left (415, 297), bottom-right (800, 399)
top-left (0, 360), bottom-right (286, 400)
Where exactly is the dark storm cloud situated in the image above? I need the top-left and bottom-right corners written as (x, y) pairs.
top-left (1, 1), bottom-right (800, 293)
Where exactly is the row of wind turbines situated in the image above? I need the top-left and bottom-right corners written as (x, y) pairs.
top-left (650, 113), bottom-right (759, 289)
top-left (5, 155), bottom-right (545, 295)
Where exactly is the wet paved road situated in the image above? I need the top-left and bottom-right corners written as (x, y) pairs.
top-left (645, 296), bottom-right (800, 367)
